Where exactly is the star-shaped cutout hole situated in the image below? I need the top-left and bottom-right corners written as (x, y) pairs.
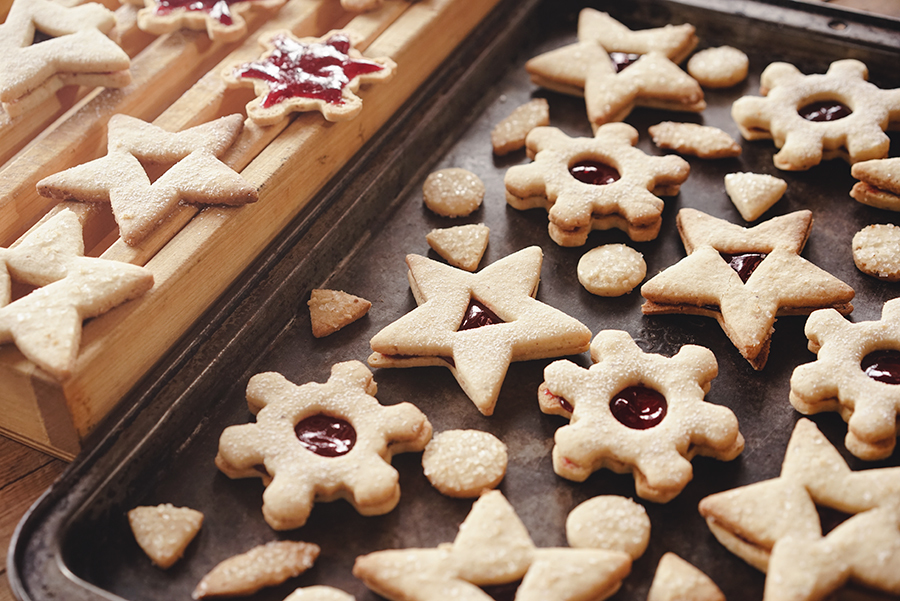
top-left (353, 490), bottom-right (634, 601)
top-left (505, 124), bottom-right (690, 245)
top-left (0, 208), bottom-right (154, 379)
top-left (223, 29), bottom-right (396, 126)
top-left (699, 418), bottom-right (900, 600)
top-left (368, 246), bottom-right (591, 416)
top-left (123, 0), bottom-right (286, 42)
top-left (37, 113), bottom-right (256, 247)
top-left (539, 330), bottom-right (744, 503)
top-left (641, 208), bottom-right (854, 370)
top-left (215, 361), bottom-right (432, 530)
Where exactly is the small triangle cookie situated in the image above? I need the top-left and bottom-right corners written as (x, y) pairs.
top-left (128, 503), bottom-right (203, 569)
top-left (724, 172), bottom-right (787, 221)
top-left (425, 224), bottom-right (489, 271)
top-left (308, 289), bottom-right (371, 338)
top-left (647, 553), bottom-right (725, 601)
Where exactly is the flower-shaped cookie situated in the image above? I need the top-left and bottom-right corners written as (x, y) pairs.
top-left (505, 124), bottom-right (690, 245)
top-left (123, 0), bottom-right (286, 42)
top-left (641, 208), bottom-right (855, 370)
top-left (699, 419), bottom-right (900, 600)
top-left (368, 246), bottom-right (591, 416)
top-left (732, 59), bottom-right (900, 171)
top-left (215, 361), bottom-right (432, 530)
top-left (539, 330), bottom-right (743, 503)
top-left (223, 30), bottom-right (396, 125)
top-left (353, 490), bottom-right (635, 601)
top-left (790, 298), bottom-right (900, 460)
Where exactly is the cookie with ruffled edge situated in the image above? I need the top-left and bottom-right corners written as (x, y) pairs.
top-left (505, 124), bottom-right (690, 245)
top-left (128, 504), bottom-right (203, 569)
top-left (0, 0), bottom-right (131, 117)
top-left (223, 29), bottom-right (396, 126)
top-left (368, 246), bottom-right (591, 416)
top-left (732, 59), bottom-right (900, 171)
top-left (565, 495), bottom-right (650, 560)
top-left (724, 172), bottom-right (786, 222)
top-left (215, 361), bottom-right (432, 530)
top-left (422, 429), bottom-right (507, 498)
top-left (426, 223), bottom-right (489, 272)
top-left (648, 122), bottom-right (741, 159)
top-left (850, 157), bottom-right (900, 211)
top-left (641, 208), bottom-right (854, 370)
top-left (491, 98), bottom-right (549, 156)
top-left (647, 553), bottom-right (725, 601)
top-left (790, 298), bottom-right (900, 459)
top-left (122, 0), bottom-right (286, 42)
top-left (38, 113), bottom-right (256, 247)
top-left (687, 46), bottom-right (749, 89)
top-left (699, 419), bottom-right (900, 600)
top-left (852, 224), bottom-right (900, 282)
top-left (353, 490), bottom-right (633, 601)
top-left (283, 587), bottom-right (355, 601)
top-left (193, 541), bottom-right (320, 599)
top-left (538, 330), bottom-right (743, 503)
top-left (308, 289), bottom-right (371, 338)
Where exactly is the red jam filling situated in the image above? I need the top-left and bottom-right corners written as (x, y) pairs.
top-left (570, 160), bottom-right (620, 186)
top-left (295, 414), bottom-right (356, 457)
top-left (233, 33), bottom-right (385, 107)
top-left (609, 51), bottom-right (641, 72)
top-left (610, 386), bottom-right (667, 429)
top-left (720, 252), bottom-right (767, 283)
top-left (458, 298), bottom-right (504, 331)
top-left (798, 100), bottom-right (852, 122)
top-left (153, 0), bottom-right (255, 25)
top-left (861, 350), bottom-right (900, 385)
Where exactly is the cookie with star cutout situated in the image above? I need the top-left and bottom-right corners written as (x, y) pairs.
top-left (368, 246), bottom-right (591, 416)
top-left (538, 330), bottom-right (743, 503)
top-left (215, 361), bottom-right (432, 530)
top-left (353, 490), bottom-right (636, 601)
top-left (505, 123), bottom-right (690, 245)
top-left (641, 208), bottom-right (854, 370)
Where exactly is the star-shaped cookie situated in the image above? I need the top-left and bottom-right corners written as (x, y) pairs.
top-left (0, 0), bottom-right (131, 116)
top-left (215, 361), bottom-right (432, 530)
top-left (641, 208), bottom-right (854, 370)
top-left (790, 298), bottom-right (900, 460)
top-left (123, 0), bottom-right (286, 43)
top-left (539, 330), bottom-right (743, 503)
top-left (505, 124), bottom-right (690, 245)
top-left (368, 246), bottom-right (591, 416)
top-left (0, 208), bottom-right (154, 379)
top-left (37, 113), bottom-right (256, 246)
top-left (353, 490), bottom-right (634, 601)
top-left (699, 419), bottom-right (900, 600)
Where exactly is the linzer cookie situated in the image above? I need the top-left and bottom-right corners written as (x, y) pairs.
top-left (193, 541), bottom-right (320, 599)
top-left (505, 124), bottom-right (690, 245)
top-left (539, 330), bottom-right (743, 503)
top-left (123, 0), bottom-right (286, 42)
top-left (353, 490), bottom-right (634, 601)
top-left (699, 419), bottom-right (900, 600)
top-left (223, 30), bottom-right (396, 125)
top-left (368, 246), bottom-right (591, 416)
top-left (850, 157), bottom-right (900, 211)
top-left (648, 122), bottom-right (741, 159)
top-left (641, 209), bottom-right (854, 370)
top-left (37, 114), bottom-right (256, 247)
top-left (215, 361), bottom-right (431, 530)
top-left (732, 59), bottom-right (900, 170)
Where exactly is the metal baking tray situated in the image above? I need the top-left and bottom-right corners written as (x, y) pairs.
top-left (10, 0), bottom-right (900, 599)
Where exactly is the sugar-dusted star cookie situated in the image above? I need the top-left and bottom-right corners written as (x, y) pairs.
top-left (215, 361), bottom-right (432, 530)
top-left (790, 298), bottom-right (900, 460)
top-left (0, 208), bottom-right (154, 379)
top-left (641, 208), bottom-right (854, 370)
top-left (37, 114), bottom-right (257, 247)
top-left (353, 490), bottom-right (634, 601)
top-left (223, 30), bottom-right (396, 126)
top-left (193, 541), bottom-right (320, 599)
top-left (368, 246), bottom-right (591, 416)
top-left (123, 0), bottom-right (286, 43)
top-left (505, 124), bottom-right (690, 245)
top-left (539, 330), bottom-right (743, 503)
top-left (128, 503), bottom-right (203, 569)
top-left (850, 157), bottom-right (900, 211)
top-left (647, 553), bottom-right (725, 601)
top-left (0, 0), bottom-right (131, 116)
top-left (699, 419), bottom-right (900, 599)
top-left (732, 59), bottom-right (900, 171)
top-left (724, 172), bottom-right (787, 222)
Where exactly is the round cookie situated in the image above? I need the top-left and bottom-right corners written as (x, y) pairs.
top-left (422, 168), bottom-right (485, 217)
top-left (421, 429), bottom-right (508, 497)
top-left (852, 223), bottom-right (900, 281)
top-left (687, 46), bottom-right (748, 88)
top-left (566, 495), bottom-right (650, 559)
top-left (577, 244), bottom-right (646, 296)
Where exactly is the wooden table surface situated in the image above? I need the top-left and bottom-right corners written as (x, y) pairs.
top-left (0, 1), bottom-right (898, 600)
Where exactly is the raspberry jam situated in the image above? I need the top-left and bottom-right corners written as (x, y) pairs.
top-left (720, 252), bottom-right (767, 283)
top-left (798, 100), bottom-right (852, 122)
top-left (570, 160), bottom-right (620, 186)
top-left (153, 0), bottom-right (250, 26)
top-left (295, 414), bottom-right (356, 457)
top-left (609, 51), bottom-right (641, 72)
top-left (610, 386), bottom-right (667, 429)
top-left (459, 298), bottom-right (504, 331)
top-left (861, 350), bottom-right (900, 385)
top-left (233, 33), bottom-right (385, 107)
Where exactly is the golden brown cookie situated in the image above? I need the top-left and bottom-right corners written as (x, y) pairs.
top-left (128, 504), bottom-right (203, 569)
top-left (686, 46), bottom-right (749, 88)
top-left (850, 157), bottom-right (900, 211)
top-left (648, 121), bottom-right (741, 159)
top-left (308, 289), bottom-right (371, 338)
top-left (724, 172), bottom-right (787, 222)
top-left (193, 541), bottom-right (320, 599)
top-left (491, 98), bottom-right (550, 156)
top-left (123, 0), bottom-right (286, 42)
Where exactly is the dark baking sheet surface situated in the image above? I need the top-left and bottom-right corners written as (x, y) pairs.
top-left (11, 1), bottom-right (900, 600)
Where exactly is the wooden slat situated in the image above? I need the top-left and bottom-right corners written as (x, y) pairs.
top-left (0, 460), bottom-right (66, 567)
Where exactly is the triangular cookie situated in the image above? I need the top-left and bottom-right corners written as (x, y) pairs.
top-left (308, 289), bottom-right (371, 338)
top-left (426, 224), bottom-right (489, 272)
top-left (724, 172), bottom-right (787, 222)
top-left (647, 553), bottom-right (725, 601)
top-left (128, 504), bottom-right (203, 569)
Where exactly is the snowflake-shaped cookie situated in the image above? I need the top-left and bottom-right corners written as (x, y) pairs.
top-left (505, 124), bottom-right (690, 245)
top-left (123, 0), bottom-right (286, 43)
top-left (790, 298), bottom-right (900, 460)
top-left (539, 330), bottom-right (743, 503)
top-left (732, 59), bottom-right (900, 171)
top-left (215, 361), bottom-right (432, 530)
